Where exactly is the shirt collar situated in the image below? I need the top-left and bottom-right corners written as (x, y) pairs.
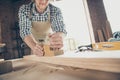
top-left (32, 3), bottom-right (50, 16)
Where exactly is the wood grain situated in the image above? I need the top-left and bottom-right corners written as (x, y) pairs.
top-left (24, 55), bottom-right (120, 73)
top-left (97, 30), bottom-right (105, 42)
top-left (0, 59), bottom-right (120, 80)
top-left (0, 61), bottom-right (13, 74)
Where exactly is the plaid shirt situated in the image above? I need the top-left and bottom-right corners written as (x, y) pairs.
top-left (18, 2), bottom-right (67, 39)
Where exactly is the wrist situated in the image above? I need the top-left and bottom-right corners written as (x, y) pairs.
top-left (56, 32), bottom-right (65, 38)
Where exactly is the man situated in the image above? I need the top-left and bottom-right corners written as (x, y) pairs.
top-left (18, 0), bottom-right (67, 56)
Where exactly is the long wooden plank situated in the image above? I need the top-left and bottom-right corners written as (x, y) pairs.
top-left (24, 55), bottom-right (120, 73)
top-left (105, 20), bottom-right (113, 39)
top-left (97, 30), bottom-right (105, 42)
top-left (83, 0), bottom-right (95, 43)
top-left (0, 59), bottom-right (120, 80)
top-left (92, 42), bottom-right (120, 50)
top-left (0, 61), bottom-right (13, 74)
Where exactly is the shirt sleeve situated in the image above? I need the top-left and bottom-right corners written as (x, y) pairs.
top-left (18, 5), bottom-right (32, 40)
top-left (51, 7), bottom-right (67, 35)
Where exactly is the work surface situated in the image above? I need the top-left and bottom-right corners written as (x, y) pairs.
top-left (0, 51), bottom-right (120, 80)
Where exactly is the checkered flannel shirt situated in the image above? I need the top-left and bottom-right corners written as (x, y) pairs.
top-left (18, 2), bottom-right (67, 40)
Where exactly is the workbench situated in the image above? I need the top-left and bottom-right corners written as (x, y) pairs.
top-left (0, 51), bottom-right (120, 80)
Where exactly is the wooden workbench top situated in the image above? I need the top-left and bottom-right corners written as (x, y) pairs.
top-left (0, 58), bottom-right (120, 80)
top-left (0, 51), bottom-right (120, 80)
top-left (24, 55), bottom-right (120, 73)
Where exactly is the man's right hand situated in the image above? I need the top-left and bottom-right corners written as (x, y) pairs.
top-left (24, 35), bottom-right (44, 57)
top-left (32, 43), bottom-right (44, 57)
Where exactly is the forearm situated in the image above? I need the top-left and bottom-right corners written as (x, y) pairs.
top-left (23, 34), bottom-right (37, 50)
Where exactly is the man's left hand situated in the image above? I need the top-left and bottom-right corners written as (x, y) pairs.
top-left (49, 32), bottom-right (64, 49)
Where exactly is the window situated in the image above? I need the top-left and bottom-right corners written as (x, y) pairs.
top-left (51, 0), bottom-right (91, 51)
top-left (103, 0), bottom-right (120, 33)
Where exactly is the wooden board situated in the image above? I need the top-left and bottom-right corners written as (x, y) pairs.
top-left (24, 55), bottom-right (120, 73)
top-left (97, 30), bottom-right (105, 42)
top-left (83, 0), bottom-right (95, 43)
top-left (0, 59), bottom-right (120, 80)
top-left (105, 20), bottom-right (113, 39)
top-left (92, 42), bottom-right (120, 50)
top-left (43, 45), bottom-right (64, 56)
top-left (0, 61), bottom-right (13, 74)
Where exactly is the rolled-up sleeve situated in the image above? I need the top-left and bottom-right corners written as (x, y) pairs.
top-left (18, 5), bottom-right (32, 40)
top-left (51, 8), bottom-right (67, 35)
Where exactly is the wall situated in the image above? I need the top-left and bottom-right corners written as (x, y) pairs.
top-left (0, 0), bottom-right (15, 59)
top-left (0, 0), bottom-right (30, 60)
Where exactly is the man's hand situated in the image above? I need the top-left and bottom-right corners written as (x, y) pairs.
top-left (24, 35), bottom-right (44, 57)
top-left (32, 43), bottom-right (44, 57)
top-left (49, 32), bottom-right (64, 49)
